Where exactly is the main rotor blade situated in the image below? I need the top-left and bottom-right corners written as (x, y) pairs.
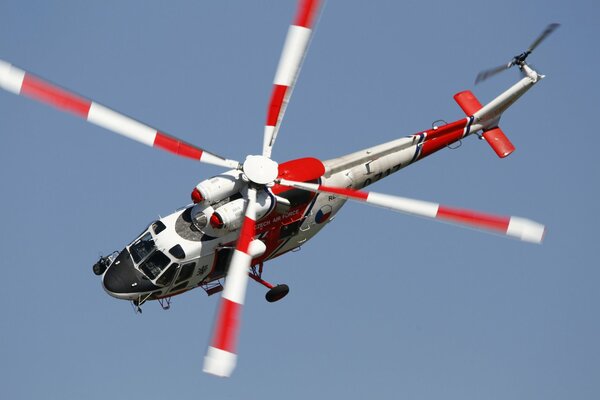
top-left (0, 60), bottom-right (239, 169)
top-left (262, 0), bottom-right (322, 158)
top-left (279, 179), bottom-right (545, 243)
top-left (527, 23), bottom-right (560, 54)
top-left (475, 63), bottom-right (510, 85)
top-left (203, 187), bottom-right (257, 378)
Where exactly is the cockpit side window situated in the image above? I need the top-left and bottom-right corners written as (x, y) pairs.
top-left (175, 262), bottom-right (196, 284)
top-left (152, 220), bottom-right (166, 235)
top-left (130, 232), bottom-right (155, 264)
top-left (140, 251), bottom-right (171, 280)
top-left (156, 263), bottom-right (179, 286)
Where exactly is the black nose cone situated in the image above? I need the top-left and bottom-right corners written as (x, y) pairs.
top-left (103, 249), bottom-right (159, 295)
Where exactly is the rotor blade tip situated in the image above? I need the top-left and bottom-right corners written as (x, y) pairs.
top-left (203, 346), bottom-right (237, 378)
top-left (507, 217), bottom-right (545, 244)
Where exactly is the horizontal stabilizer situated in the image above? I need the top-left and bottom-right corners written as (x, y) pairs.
top-left (482, 127), bottom-right (515, 158)
top-left (453, 90), bottom-right (483, 116)
top-left (454, 90), bottom-right (515, 158)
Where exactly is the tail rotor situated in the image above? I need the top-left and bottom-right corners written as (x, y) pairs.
top-left (475, 23), bottom-right (559, 85)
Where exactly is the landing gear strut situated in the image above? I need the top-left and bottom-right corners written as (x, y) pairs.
top-left (249, 264), bottom-right (289, 302)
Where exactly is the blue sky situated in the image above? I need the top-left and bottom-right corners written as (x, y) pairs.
top-left (1, 1), bottom-right (598, 399)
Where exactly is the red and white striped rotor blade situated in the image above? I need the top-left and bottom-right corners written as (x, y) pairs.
top-left (0, 60), bottom-right (239, 169)
top-left (203, 187), bottom-right (257, 378)
top-left (279, 179), bottom-right (545, 243)
top-left (262, 0), bottom-right (322, 158)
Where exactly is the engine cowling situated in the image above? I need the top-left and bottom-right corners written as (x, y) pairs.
top-left (191, 170), bottom-right (244, 204)
top-left (210, 190), bottom-right (274, 231)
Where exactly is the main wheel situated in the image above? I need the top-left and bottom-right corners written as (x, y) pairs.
top-left (265, 284), bottom-right (289, 303)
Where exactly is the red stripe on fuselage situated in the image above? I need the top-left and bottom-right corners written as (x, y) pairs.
top-left (153, 132), bottom-right (203, 160)
top-left (436, 206), bottom-right (510, 232)
top-left (419, 119), bottom-right (468, 159)
top-left (266, 84), bottom-right (287, 126)
top-left (21, 74), bottom-right (91, 117)
top-left (294, 0), bottom-right (320, 28)
top-left (211, 298), bottom-right (241, 353)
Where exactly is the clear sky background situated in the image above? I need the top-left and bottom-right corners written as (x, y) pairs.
top-left (0, 1), bottom-right (598, 399)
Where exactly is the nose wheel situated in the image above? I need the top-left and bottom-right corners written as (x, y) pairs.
top-left (249, 265), bottom-right (289, 302)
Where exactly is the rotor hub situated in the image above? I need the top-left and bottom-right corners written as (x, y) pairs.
top-left (242, 155), bottom-right (279, 185)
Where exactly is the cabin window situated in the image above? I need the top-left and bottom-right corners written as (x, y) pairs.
top-left (152, 220), bottom-right (167, 235)
top-left (156, 263), bottom-right (179, 286)
top-left (212, 248), bottom-right (234, 279)
top-left (168, 244), bottom-right (186, 259)
top-left (175, 262), bottom-right (196, 284)
top-left (139, 251), bottom-right (170, 280)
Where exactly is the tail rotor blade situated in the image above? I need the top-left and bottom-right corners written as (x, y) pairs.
top-left (0, 60), bottom-right (239, 169)
top-left (527, 23), bottom-right (560, 53)
top-left (475, 63), bottom-right (510, 85)
top-left (203, 187), bottom-right (257, 377)
top-left (474, 23), bottom-right (559, 85)
top-left (279, 179), bottom-right (545, 244)
top-left (262, 0), bottom-right (322, 158)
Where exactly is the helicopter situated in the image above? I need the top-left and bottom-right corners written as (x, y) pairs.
top-left (0, 0), bottom-right (556, 378)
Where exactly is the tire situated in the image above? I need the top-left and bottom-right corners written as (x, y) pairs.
top-left (265, 284), bottom-right (289, 303)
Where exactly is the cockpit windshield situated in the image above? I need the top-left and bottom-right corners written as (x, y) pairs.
top-left (128, 230), bottom-right (172, 282)
top-left (130, 232), bottom-right (155, 264)
top-left (140, 251), bottom-right (171, 280)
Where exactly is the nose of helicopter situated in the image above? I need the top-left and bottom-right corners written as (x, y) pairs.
top-left (102, 249), bottom-right (159, 299)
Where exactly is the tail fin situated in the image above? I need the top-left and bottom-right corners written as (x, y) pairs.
top-left (453, 90), bottom-right (515, 158)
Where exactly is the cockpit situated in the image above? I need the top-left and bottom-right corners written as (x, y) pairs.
top-left (127, 221), bottom-right (180, 287)
top-left (130, 232), bottom-right (155, 264)
top-left (100, 215), bottom-right (192, 303)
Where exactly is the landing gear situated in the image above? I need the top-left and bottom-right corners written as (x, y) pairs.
top-left (132, 293), bottom-right (151, 314)
top-left (158, 297), bottom-right (171, 310)
top-left (132, 301), bottom-right (143, 314)
top-left (265, 284), bottom-right (289, 303)
top-left (249, 264), bottom-right (290, 302)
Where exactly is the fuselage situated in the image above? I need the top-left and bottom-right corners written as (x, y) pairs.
top-left (101, 63), bottom-right (542, 305)
top-left (101, 115), bottom-right (477, 305)
top-left (74, 55), bottom-right (540, 305)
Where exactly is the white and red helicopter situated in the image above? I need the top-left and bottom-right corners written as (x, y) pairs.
top-left (0, 0), bottom-right (556, 378)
